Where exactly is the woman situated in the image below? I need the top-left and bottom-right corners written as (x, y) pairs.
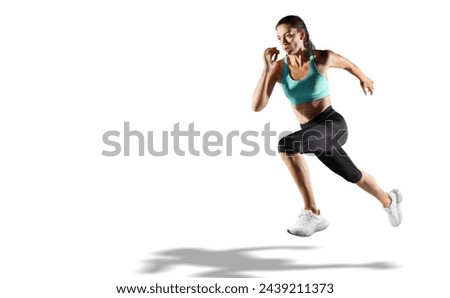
top-left (252, 15), bottom-right (402, 237)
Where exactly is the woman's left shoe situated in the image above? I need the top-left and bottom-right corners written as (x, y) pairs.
top-left (287, 209), bottom-right (329, 237)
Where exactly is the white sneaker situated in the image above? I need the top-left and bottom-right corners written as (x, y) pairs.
top-left (287, 209), bottom-right (329, 237)
top-left (385, 189), bottom-right (403, 227)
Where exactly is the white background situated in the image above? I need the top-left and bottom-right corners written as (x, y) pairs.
top-left (1, 0), bottom-right (449, 297)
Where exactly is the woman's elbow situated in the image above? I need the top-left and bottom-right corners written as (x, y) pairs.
top-left (252, 101), bottom-right (265, 112)
top-left (252, 95), bottom-right (268, 112)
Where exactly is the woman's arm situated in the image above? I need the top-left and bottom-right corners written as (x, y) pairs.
top-left (325, 50), bottom-right (374, 95)
top-left (252, 47), bottom-right (281, 111)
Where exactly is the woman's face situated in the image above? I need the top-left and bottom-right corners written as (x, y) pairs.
top-left (276, 24), bottom-right (304, 55)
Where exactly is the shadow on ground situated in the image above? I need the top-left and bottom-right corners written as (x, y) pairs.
top-left (138, 246), bottom-right (398, 277)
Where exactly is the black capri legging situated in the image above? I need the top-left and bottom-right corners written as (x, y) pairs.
top-left (278, 105), bottom-right (363, 183)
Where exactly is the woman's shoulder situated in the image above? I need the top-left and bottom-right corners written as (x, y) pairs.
top-left (312, 49), bottom-right (332, 58)
top-left (276, 57), bottom-right (285, 65)
top-left (270, 58), bottom-right (284, 72)
top-left (271, 58), bottom-right (285, 83)
top-left (312, 49), bottom-right (334, 65)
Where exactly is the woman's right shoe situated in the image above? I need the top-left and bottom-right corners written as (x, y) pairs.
top-left (287, 209), bottom-right (329, 237)
top-left (384, 189), bottom-right (403, 227)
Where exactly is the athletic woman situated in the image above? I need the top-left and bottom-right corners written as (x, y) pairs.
top-left (252, 15), bottom-right (402, 237)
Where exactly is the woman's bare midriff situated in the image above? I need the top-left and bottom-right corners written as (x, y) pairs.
top-left (291, 96), bottom-right (331, 124)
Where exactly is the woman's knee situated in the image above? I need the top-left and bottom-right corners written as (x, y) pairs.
top-left (345, 169), bottom-right (363, 183)
top-left (278, 136), bottom-right (295, 153)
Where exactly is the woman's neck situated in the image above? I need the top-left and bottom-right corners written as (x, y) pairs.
top-left (287, 48), bottom-right (309, 66)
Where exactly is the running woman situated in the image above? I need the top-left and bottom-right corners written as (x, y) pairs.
top-left (252, 15), bottom-right (402, 237)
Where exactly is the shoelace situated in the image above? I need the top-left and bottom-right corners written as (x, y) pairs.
top-left (297, 212), bottom-right (314, 225)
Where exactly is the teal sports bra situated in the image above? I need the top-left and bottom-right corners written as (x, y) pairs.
top-left (281, 51), bottom-right (330, 105)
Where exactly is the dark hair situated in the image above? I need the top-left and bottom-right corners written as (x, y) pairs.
top-left (275, 15), bottom-right (315, 50)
